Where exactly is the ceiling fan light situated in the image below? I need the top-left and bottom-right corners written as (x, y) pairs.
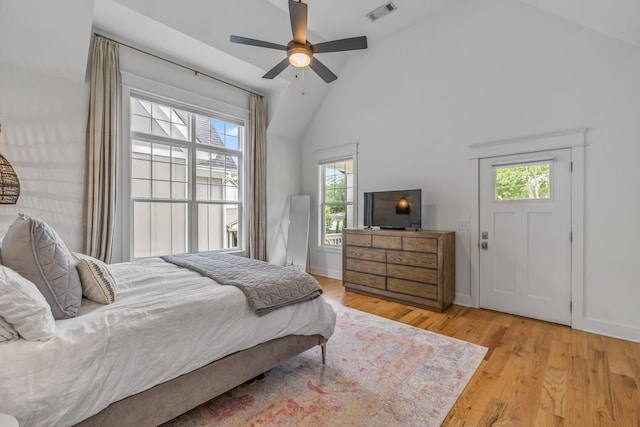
top-left (288, 48), bottom-right (311, 67)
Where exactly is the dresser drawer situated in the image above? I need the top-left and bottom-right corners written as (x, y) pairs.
top-left (372, 235), bottom-right (402, 249)
top-left (345, 270), bottom-right (385, 290)
top-left (387, 250), bottom-right (438, 269)
top-left (345, 233), bottom-right (372, 247)
top-left (346, 246), bottom-right (386, 262)
top-left (346, 258), bottom-right (386, 276)
top-left (387, 278), bottom-right (437, 300)
top-left (387, 264), bottom-right (437, 284)
top-left (402, 237), bottom-right (437, 253)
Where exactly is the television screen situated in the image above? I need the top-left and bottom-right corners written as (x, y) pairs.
top-left (363, 189), bottom-right (422, 229)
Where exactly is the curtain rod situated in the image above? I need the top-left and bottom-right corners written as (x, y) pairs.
top-left (93, 33), bottom-right (263, 97)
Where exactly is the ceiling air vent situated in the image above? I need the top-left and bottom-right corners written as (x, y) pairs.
top-left (366, 2), bottom-right (397, 22)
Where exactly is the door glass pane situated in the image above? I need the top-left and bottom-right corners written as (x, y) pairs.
top-left (495, 163), bottom-right (551, 201)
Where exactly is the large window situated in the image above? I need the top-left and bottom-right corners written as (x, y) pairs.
top-left (128, 94), bottom-right (244, 258)
top-left (318, 144), bottom-right (357, 248)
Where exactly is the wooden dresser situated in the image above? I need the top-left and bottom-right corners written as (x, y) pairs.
top-left (342, 228), bottom-right (455, 312)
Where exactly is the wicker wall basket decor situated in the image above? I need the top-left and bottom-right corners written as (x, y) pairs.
top-left (0, 154), bottom-right (20, 204)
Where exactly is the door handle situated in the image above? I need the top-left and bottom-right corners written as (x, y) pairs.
top-left (481, 242), bottom-right (488, 250)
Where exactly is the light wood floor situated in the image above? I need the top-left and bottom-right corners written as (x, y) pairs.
top-left (316, 276), bottom-right (640, 427)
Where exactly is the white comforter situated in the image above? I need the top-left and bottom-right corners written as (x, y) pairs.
top-left (0, 258), bottom-right (336, 427)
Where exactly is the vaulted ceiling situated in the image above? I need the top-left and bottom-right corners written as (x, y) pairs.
top-left (2, 0), bottom-right (639, 139)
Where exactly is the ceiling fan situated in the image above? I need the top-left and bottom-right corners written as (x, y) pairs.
top-left (230, 0), bottom-right (368, 83)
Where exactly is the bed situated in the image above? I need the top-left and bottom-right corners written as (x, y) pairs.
top-left (0, 222), bottom-right (336, 427)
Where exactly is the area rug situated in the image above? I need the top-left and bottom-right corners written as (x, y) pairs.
top-left (163, 305), bottom-right (487, 427)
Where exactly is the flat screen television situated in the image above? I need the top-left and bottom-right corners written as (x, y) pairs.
top-left (363, 189), bottom-right (422, 230)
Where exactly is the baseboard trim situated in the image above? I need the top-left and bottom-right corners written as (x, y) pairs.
top-left (582, 317), bottom-right (640, 343)
top-left (310, 266), bottom-right (342, 280)
top-left (453, 294), bottom-right (473, 307)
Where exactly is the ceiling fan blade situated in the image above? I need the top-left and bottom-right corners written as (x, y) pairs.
top-left (230, 35), bottom-right (287, 51)
top-left (262, 58), bottom-right (291, 79)
top-left (312, 36), bottom-right (368, 53)
top-left (309, 57), bottom-right (337, 83)
top-left (289, 0), bottom-right (308, 44)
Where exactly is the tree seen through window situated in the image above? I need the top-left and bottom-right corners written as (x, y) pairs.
top-left (495, 163), bottom-right (550, 201)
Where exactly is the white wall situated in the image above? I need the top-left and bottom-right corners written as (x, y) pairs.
top-left (0, 0), bottom-right (93, 250)
top-left (0, 65), bottom-right (89, 251)
top-left (301, 0), bottom-right (640, 341)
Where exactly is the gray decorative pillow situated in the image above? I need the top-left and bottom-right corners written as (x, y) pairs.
top-left (1, 214), bottom-right (82, 319)
top-left (74, 253), bottom-right (118, 304)
top-left (0, 265), bottom-right (55, 341)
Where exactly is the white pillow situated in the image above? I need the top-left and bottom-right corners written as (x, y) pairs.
top-left (0, 316), bottom-right (19, 343)
top-left (74, 253), bottom-right (119, 304)
top-left (0, 265), bottom-right (56, 341)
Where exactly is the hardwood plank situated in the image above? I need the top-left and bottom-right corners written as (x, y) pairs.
top-left (535, 408), bottom-right (565, 427)
top-left (314, 276), bottom-right (640, 427)
top-left (539, 339), bottom-right (571, 418)
top-left (610, 372), bottom-right (640, 424)
top-left (540, 365), bottom-right (568, 417)
top-left (565, 333), bottom-right (591, 427)
top-left (476, 397), bottom-right (509, 426)
top-left (587, 347), bottom-right (616, 424)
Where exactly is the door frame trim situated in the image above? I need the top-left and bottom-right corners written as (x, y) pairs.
top-left (468, 129), bottom-right (586, 329)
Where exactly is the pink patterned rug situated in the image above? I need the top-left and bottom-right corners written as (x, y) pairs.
top-left (164, 305), bottom-right (487, 426)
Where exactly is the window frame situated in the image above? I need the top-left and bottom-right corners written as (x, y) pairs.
top-left (315, 143), bottom-right (358, 253)
top-left (120, 84), bottom-right (249, 261)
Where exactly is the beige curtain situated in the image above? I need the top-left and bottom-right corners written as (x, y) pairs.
top-left (82, 36), bottom-right (120, 262)
top-left (248, 93), bottom-right (268, 261)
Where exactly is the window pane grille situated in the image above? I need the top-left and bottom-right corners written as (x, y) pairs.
top-left (195, 115), bottom-right (241, 150)
top-left (131, 98), bottom-right (190, 141)
top-left (195, 151), bottom-right (239, 202)
top-left (131, 140), bottom-right (188, 200)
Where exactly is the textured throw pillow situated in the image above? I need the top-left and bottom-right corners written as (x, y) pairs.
top-left (1, 214), bottom-right (82, 319)
top-left (74, 253), bottom-right (118, 304)
top-left (0, 316), bottom-right (19, 343)
top-left (0, 265), bottom-right (55, 341)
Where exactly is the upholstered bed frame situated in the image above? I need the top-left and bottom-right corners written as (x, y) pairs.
top-left (75, 334), bottom-right (327, 427)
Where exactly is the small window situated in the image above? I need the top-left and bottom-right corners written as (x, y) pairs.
top-left (315, 143), bottom-right (358, 250)
top-left (320, 159), bottom-right (354, 246)
top-left (494, 162), bottom-right (551, 201)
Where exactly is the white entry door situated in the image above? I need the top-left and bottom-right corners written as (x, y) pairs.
top-left (479, 149), bottom-right (572, 325)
